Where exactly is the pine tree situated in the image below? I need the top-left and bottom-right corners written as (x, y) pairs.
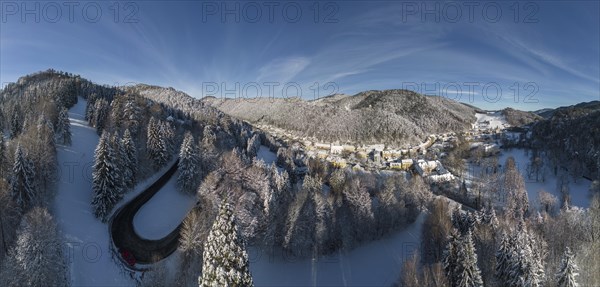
top-left (92, 98), bottom-right (110, 135)
top-left (444, 229), bottom-right (483, 287)
top-left (0, 207), bottom-right (68, 287)
top-left (178, 132), bottom-right (201, 194)
top-left (199, 201), bottom-right (253, 287)
top-left (509, 242), bottom-right (539, 287)
top-left (147, 117), bottom-right (169, 169)
top-left (123, 97), bottom-right (141, 136)
top-left (0, 136), bottom-right (7, 179)
top-left (91, 132), bottom-right (122, 222)
top-left (37, 115), bottom-right (56, 150)
top-left (452, 206), bottom-right (474, 234)
top-left (202, 125), bottom-right (217, 148)
top-left (121, 129), bottom-right (137, 188)
top-left (160, 120), bottom-right (176, 154)
top-left (263, 166), bottom-right (291, 248)
top-left (246, 134), bottom-right (261, 158)
top-left (9, 105), bottom-right (22, 139)
top-left (455, 231), bottom-right (484, 287)
top-left (443, 228), bottom-right (461, 285)
top-left (111, 133), bottom-right (127, 195)
top-left (556, 247), bottom-right (579, 287)
top-left (85, 93), bottom-right (97, 122)
top-left (495, 232), bottom-right (513, 283)
top-left (504, 222), bottom-right (545, 287)
top-left (10, 144), bottom-right (36, 210)
top-left (57, 107), bottom-right (72, 145)
top-left (502, 157), bottom-right (530, 219)
top-left (156, 136), bottom-right (169, 168)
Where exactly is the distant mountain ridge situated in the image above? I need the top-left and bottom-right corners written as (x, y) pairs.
top-left (203, 89), bottom-right (478, 146)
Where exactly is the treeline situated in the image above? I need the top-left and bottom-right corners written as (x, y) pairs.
top-left (0, 69), bottom-right (84, 286)
top-left (85, 77), bottom-right (255, 223)
top-left (531, 102), bottom-right (600, 181)
top-left (0, 70), bottom-right (252, 285)
top-left (155, 133), bottom-right (433, 285)
top-left (404, 155), bottom-right (600, 287)
top-left (501, 108), bottom-right (543, 127)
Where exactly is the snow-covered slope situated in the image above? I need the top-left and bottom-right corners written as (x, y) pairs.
top-left (249, 213), bottom-right (425, 286)
top-left (497, 149), bottom-right (592, 208)
top-left (133, 177), bottom-right (195, 239)
top-left (257, 145), bottom-right (277, 165)
top-left (52, 98), bottom-right (133, 286)
top-left (474, 112), bottom-right (509, 130)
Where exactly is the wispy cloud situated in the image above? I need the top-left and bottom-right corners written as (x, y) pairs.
top-left (257, 56), bottom-right (311, 83)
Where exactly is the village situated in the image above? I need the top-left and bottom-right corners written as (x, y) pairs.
top-left (254, 111), bottom-right (526, 184)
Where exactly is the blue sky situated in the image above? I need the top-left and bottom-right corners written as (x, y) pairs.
top-left (1, 1), bottom-right (598, 110)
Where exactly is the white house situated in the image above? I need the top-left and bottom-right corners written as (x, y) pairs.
top-left (330, 145), bottom-right (344, 154)
top-left (415, 159), bottom-right (440, 176)
top-left (428, 173), bottom-right (455, 183)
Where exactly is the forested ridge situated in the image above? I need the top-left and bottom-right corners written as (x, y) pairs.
top-left (203, 89), bottom-right (477, 146)
top-left (531, 101), bottom-right (600, 180)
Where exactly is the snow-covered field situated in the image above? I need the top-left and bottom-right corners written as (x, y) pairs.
top-left (133, 176), bottom-right (196, 239)
top-left (257, 145), bottom-right (277, 165)
top-left (52, 98), bottom-right (133, 286)
top-left (497, 148), bottom-right (592, 208)
top-left (469, 148), bottom-right (592, 209)
top-left (474, 112), bottom-right (509, 130)
top-left (249, 214), bottom-right (425, 287)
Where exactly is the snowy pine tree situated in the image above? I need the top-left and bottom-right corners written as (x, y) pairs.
top-left (444, 229), bottom-right (483, 287)
top-left (121, 129), bottom-right (137, 188)
top-left (455, 231), bottom-right (484, 287)
top-left (246, 134), bottom-right (261, 158)
top-left (160, 120), bottom-right (176, 154)
top-left (556, 247), bottom-right (579, 287)
top-left (123, 97), bottom-right (141, 136)
top-left (202, 125), bottom-right (217, 148)
top-left (495, 232), bottom-right (513, 283)
top-left (443, 228), bottom-right (461, 285)
top-left (9, 105), bottom-right (22, 139)
top-left (178, 132), bottom-right (201, 195)
top-left (0, 136), bottom-right (7, 179)
top-left (0, 207), bottom-right (68, 287)
top-left (91, 132), bottom-right (122, 222)
top-left (57, 107), bottom-right (72, 145)
top-left (509, 242), bottom-right (540, 287)
top-left (263, 166), bottom-right (291, 248)
top-left (92, 98), bottom-right (110, 135)
top-left (503, 221), bottom-right (545, 287)
top-left (10, 144), bottom-right (36, 210)
top-left (37, 114), bottom-right (56, 150)
top-left (147, 117), bottom-right (169, 169)
top-left (111, 133), bottom-right (127, 194)
top-left (84, 93), bottom-right (97, 121)
top-left (199, 201), bottom-right (253, 287)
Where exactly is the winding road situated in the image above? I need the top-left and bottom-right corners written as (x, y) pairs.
top-left (109, 159), bottom-right (184, 265)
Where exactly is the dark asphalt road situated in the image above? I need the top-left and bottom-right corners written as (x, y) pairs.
top-left (109, 159), bottom-right (183, 265)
